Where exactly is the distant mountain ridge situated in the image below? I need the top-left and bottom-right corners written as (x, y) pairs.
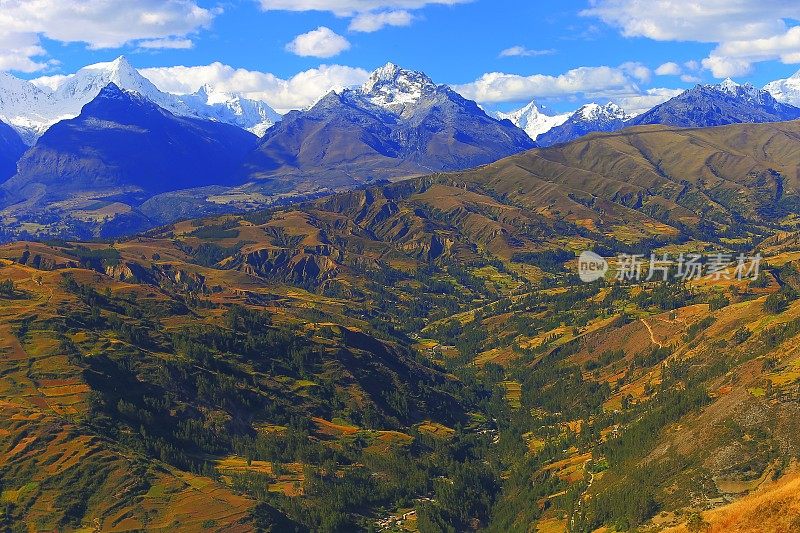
top-left (0, 118), bottom-right (25, 181)
top-left (494, 100), bottom-right (571, 142)
top-left (628, 79), bottom-right (800, 128)
top-left (514, 78), bottom-right (800, 147)
top-left (536, 102), bottom-right (630, 147)
top-left (0, 83), bottom-right (258, 238)
top-left (246, 62), bottom-right (535, 189)
top-left (0, 56), bottom-right (280, 142)
top-left (764, 68), bottom-right (800, 107)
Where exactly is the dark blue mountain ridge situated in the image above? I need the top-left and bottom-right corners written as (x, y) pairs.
top-left (0, 118), bottom-right (26, 182)
top-left (1, 83), bottom-right (258, 207)
top-left (536, 80), bottom-right (800, 148)
top-left (627, 79), bottom-right (800, 128)
top-left (536, 102), bottom-right (629, 147)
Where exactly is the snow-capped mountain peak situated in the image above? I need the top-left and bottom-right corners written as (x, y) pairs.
top-left (52, 55), bottom-right (178, 120)
top-left (357, 62), bottom-right (439, 116)
top-left (764, 68), bottom-right (800, 107)
top-left (718, 78), bottom-right (740, 94)
top-left (576, 102), bottom-right (629, 122)
top-left (496, 99), bottom-right (571, 142)
top-left (180, 85), bottom-right (281, 136)
top-left (0, 56), bottom-right (281, 142)
top-left (707, 78), bottom-right (767, 104)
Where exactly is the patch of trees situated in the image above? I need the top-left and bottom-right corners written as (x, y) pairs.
top-left (0, 279), bottom-right (14, 296)
top-left (65, 245), bottom-right (121, 269)
top-left (511, 249), bottom-right (574, 273)
top-left (584, 349), bottom-right (626, 371)
top-left (764, 286), bottom-right (798, 314)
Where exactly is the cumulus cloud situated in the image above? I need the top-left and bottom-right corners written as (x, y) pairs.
top-left (0, 30), bottom-right (50, 72)
top-left (29, 73), bottom-right (73, 91)
top-left (138, 38), bottom-right (195, 50)
top-left (704, 26), bottom-right (800, 76)
top-left (499, 46), bottom-right (556, 58)
top-left (583, 0), bottom-right (800, 77)
top-left (260, 0), bottom-right (470, 33)
top-left (610, 87), bottom-right (683, 115)
top-left (701, 56), bottom-right (754, 78)
top-left (257, 0), bottom-right (471, 16)
top-left (349, 10), bottom-right (413, 32)
top-left (140, 62), bottom-right (370, 113)
top-left (452, 63), bottom-right (652, 103)
top-left (655, 62), bottom-right (681, 76)
top-left (286, 27), bottom-right (351, 58)
top-left (582, 0), bottom-right (795, 42)
top-left (0, 0), bottom-right (215, 72)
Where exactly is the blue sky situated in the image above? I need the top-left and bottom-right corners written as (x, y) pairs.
top-left (4, 1), bottom-right (800, 114)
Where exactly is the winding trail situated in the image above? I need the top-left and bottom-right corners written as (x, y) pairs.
top-left (640, 318), bottom-right (663, 348)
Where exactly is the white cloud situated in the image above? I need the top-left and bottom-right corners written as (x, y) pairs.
top-left (349, 10), bottom-right (413, 32)
top-left (704, 25), bottom-right (800, 76)
top-left (611, 87), bottom-right (683, 115)
top-left (583, 0), bottom-right (800, 78)
top-left (0, 30), bottom-right (50, 72)
top-left (286, 27), bottom-right (351, 58)
top-left (138, 38), bottom-right (195, 50)
top-left (257, 0), bottom-right (471, 16)
top-left (260, 0), bottom-right (470, 33)
top-left (701, 56), bottom-right (754, 78)
top-left (499, 46), bottom-right (556, 58)
top-left (453, 63), bottom-right (652, 103)
top-left (620, 61), bottom-right (651, 83)
top-left (140, 62), bottom-right (370, 113)
top-left (30, 73), bottom-right (73, 91)
top-left (683, 60), bottom-right (700, 71)
top-left (655, 62), bottom-right (681, 76)
top-left (582, 0), bottom-right (796, 43)
top-left (0, 0), bottom-right (216, 72)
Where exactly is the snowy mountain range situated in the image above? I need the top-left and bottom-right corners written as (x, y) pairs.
top-left (537, 102), bottom-right (630, 147)
top-left (499, 77), bottom-right (800, 147)
top-left (246, 62), bottom-right (534, 187)
top-left (629, 78), bottom-right (800, 128)
top-left (494, 101), bottom-right (571, 142)
top-left (764, 69), bottom-right (800, 107)
top-left (358, 62), bottom-right (440, 117)
top-left (0, 56), bottom-right (280, 143)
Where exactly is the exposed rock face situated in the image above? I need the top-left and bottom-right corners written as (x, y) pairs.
top-left (245, 63), bottom-right (534, 188)
top-left (628, 79), bottom-right (800, 128)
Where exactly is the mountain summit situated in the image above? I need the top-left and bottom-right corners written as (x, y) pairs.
top-left (0, 56), bottom-right (280, 142)
top-left (246, 63), bottom-right (534, 190)
top-left (357, 62), bottom-right (440, 117)
top-left (536, 102), bottom-right (630, 147)
top-left (0, 83), bottom-right (258, 237)
top-left (495, 100), bottom-right (571, 142)
top-left (628, 79), bottom-right (800, 128)
top-left (764, 68), bottom-right (800, 107)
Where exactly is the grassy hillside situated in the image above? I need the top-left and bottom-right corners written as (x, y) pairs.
top-left (2, 120), bottom-right (800, 531)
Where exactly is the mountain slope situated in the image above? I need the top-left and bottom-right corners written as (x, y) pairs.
top-left (0, 71), bottom-right (53, 144)
top-left (764, 68), bottom-right (800, 106)
top-left (0, 84), bottom-right (258, 238)
top-left (4, 118), bottom-right (800, 531)
top-left (495, 100), bottom-right (571, 142)
top-left (0, 57), bottom-right (280, 141)
top-left (535, 102), bottom-right (630, 147)
top-left (0, 118), bottom-right (25, 181)
top-left (628, 79), bottom-right (800, 128)
top-left (245, 63), bottom-right (534, 191)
